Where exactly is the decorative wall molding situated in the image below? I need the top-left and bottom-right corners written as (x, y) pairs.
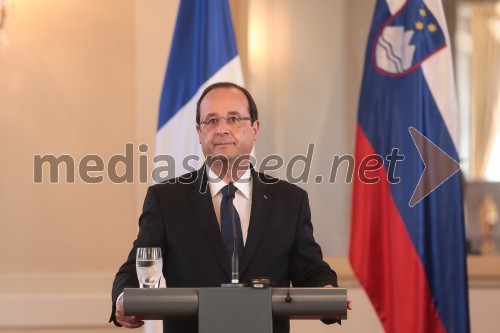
top-left (0, 272), bottom-right (115, 328)
top-left (326, 256), bottom-right (500, 288)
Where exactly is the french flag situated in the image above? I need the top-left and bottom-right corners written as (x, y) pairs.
top-left (155, 0), bottom-right (244, 177)
top-left (350, 1), bottom-right (470, 333)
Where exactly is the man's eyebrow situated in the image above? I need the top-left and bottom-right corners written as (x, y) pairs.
top-left (227, 111), bottom-right (244, 116)
top-left (202, 112), bottom-right (218, 119)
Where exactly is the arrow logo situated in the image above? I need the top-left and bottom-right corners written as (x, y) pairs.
top-left (408, 127), bottom-right (461, 207)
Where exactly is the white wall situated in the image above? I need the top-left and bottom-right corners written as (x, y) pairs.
top-left (0, 1), bottom-right (135, 332)
top-left (246, 0), bottom-right (354, 256)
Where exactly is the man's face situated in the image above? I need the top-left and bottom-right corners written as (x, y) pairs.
top-left (197, 87), bottom-right (259, 165)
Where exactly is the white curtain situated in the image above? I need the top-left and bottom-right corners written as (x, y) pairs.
top-left (470, 2), bottom-right (500, 179)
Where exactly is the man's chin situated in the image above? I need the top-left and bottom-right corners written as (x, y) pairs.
top-left (206, 150), bottom-right (235, 163)
top-left (212, 146), bottom-right (236, 156)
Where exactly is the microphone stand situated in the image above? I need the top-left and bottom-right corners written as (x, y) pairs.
top-left (222, 182), bottom-right (247, 288)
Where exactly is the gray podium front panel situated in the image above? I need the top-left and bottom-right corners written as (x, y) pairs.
top-left (198, 288), bottom-right (272, 333)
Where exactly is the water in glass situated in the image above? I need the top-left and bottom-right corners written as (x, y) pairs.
top-left (136, 247), bottom-right (162, 288)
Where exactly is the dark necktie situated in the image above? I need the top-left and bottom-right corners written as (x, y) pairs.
top-left (220, 184), bottom-right (244, 261)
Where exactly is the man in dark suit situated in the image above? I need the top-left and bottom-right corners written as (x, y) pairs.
top-left (110, 82), bottom-right (348, 332)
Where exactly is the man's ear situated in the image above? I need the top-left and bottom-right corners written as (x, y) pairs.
top-left (196, 125), bottom-right (201, 143)
top-left (252, 120), bottom-right (260, 141)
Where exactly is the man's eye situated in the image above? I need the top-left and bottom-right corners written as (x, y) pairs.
top-left (207, 118), bottom-right (218, 125)
top-left (228, 116), bottom-right (240, 123)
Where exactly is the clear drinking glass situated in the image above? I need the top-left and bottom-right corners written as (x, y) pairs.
top-left (136, 247), bottom-right (162, 288)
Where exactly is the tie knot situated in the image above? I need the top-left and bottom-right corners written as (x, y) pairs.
top-left (221, 185), bottom-right (229, 198)
top-left (221, 184), bottom-right (236, 199)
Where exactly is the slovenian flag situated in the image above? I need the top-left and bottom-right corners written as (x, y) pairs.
top-left (155, 0), bottom-right (244, 177)
top-left (349, 1), bottom-right (470, 333)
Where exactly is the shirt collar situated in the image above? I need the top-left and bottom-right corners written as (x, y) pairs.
top-left (206, 165), bottom-right (252, 200)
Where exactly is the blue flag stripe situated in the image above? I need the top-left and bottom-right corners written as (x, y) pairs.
top-left (158, 0), bottom-right (238, 130)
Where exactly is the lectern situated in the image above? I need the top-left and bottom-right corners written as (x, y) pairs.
top-left (123, 287), bottom-right (347, 333)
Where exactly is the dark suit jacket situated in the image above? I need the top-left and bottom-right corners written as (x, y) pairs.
top-left (110, 167), bottom-right (338, 333)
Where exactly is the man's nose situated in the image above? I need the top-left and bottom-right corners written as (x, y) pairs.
top-left (216, 117), bottom-right (230, 133)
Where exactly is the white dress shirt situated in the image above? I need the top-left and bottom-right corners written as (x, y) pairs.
top-left (206, 166), bottom-right (252, 245)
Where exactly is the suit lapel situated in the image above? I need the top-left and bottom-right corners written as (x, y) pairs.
top-left (240, 170), bottom-right (272, 276)
top-left (189, 167), bottom-right (231, 279)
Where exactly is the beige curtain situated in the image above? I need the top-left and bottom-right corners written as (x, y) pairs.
top-left (470, 3), bottom-right (500, 179)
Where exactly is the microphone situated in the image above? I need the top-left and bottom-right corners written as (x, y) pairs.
top-left (227, 182), bottom-right (239, 284)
